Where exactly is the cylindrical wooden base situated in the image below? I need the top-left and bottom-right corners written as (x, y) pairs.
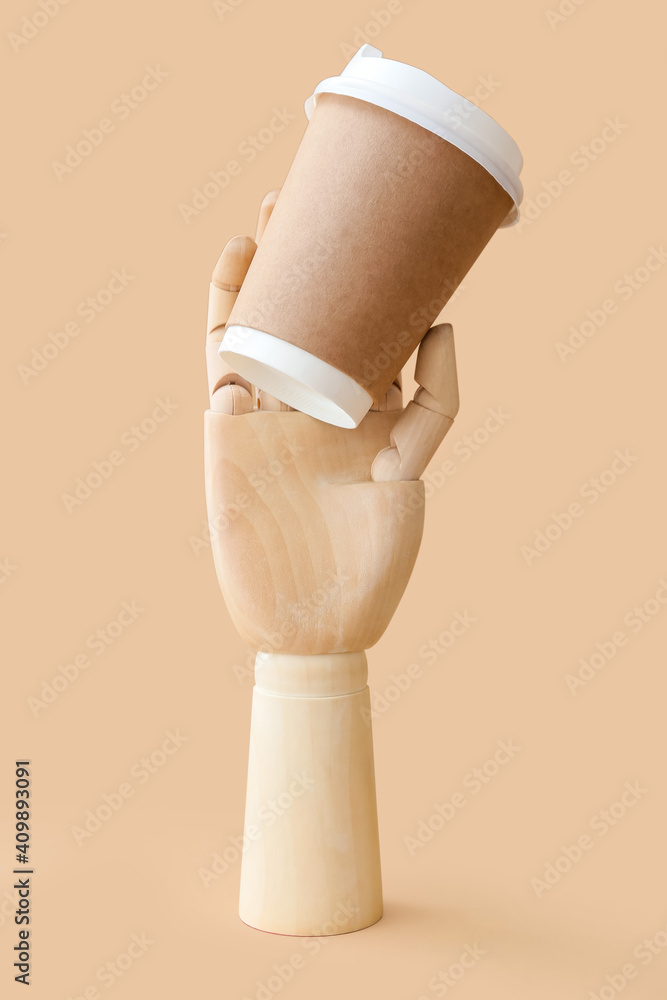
top-left (239, 651), bottom-right (383, 936)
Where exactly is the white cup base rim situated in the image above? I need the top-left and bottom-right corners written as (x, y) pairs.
top-left (219, 326), bottom-right (373, 429)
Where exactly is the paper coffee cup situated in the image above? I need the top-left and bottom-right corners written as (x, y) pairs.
top-left (220, 44), bottom-right (523, 428)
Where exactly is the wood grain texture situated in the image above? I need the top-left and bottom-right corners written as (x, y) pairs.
top-left (204, 410), bottom-right (425, 653)
top-left (239, 652), bottom-right (382, 935)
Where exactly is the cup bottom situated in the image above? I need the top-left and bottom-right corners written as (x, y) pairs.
top-left (219, 326), bottom-right (373, 429)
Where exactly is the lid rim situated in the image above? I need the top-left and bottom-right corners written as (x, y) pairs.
top-left (304, 45), bottom-right (523, 226)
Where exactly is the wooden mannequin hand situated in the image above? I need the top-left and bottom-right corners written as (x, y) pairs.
top-left (204, 191), bottom-right (459, 654)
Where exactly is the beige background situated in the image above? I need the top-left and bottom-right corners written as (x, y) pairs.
top-left (2, 0), bottom-right (666, 996)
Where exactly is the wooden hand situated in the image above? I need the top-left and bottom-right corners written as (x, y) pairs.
top-left (203, 190), bottom-right (462, 935)
top-left (204, 190), bottom-right (459, 654)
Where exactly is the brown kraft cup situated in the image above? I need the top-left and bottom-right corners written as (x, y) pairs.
top-left (220, 44), bottom-right (523, 428)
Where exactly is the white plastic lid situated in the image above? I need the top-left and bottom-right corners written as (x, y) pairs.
top-left (305, 44), bottom-right (523, 226)
top-left (219, 325), bottom-right (373, 428)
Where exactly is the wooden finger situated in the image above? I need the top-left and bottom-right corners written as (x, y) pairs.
top-left (207, 235), bottom-right (257, 411)
top-left (371, 325), bottom-right (458, 482)
top-left (371, 402), bottom-right (453, 481)
top-left (255, 188), bottom-right (281, 244)
top-left (207, 235), bottom-right (257, 340)
top-left (370, 378), bottom-right (403, 412)
top-left (211, 383), bottom-right (254, 415)
top-left (413, 323), bottom-right (459, 418)
top-left (257, 390), bottom-right (292, 411)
